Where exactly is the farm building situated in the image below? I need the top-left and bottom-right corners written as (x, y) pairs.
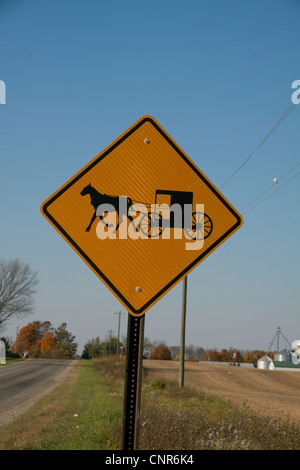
top-left (257, 348), bottom-right (300, 371)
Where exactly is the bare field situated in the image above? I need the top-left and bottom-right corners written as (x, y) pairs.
top-left (143, 360), bottom-right (300, 425)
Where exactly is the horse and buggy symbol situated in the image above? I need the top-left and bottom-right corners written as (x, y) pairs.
top-left (81, 184), bottom-right (213, 241)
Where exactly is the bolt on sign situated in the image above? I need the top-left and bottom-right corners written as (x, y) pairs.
top-left (41, 116), bottom-right (243, 316)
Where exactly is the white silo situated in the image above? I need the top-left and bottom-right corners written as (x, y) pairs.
top-left (274, 349), bottom-right (291, 362)
top-left (257, 355), bottom-right (273, 370)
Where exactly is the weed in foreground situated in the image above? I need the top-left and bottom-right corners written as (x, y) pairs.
top-left (132, 380), bottom-right (300, 450)
top-left (94, 358), bottom-right (300, 451)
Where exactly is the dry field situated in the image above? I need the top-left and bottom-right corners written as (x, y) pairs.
top-left (143, 360), bottom-right (300, 425)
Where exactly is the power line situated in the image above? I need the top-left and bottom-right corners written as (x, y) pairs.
top-left (241, 162), bottom-right (300, 210)
top-left (278, 161), bottom-right (300, 182)
top-left (220, 103), bottom-right (297, 189)
top-left (243, 170), bottom-right (300, 214)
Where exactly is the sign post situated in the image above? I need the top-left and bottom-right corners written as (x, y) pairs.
top-left (41, 115), bottom-right (243, 451)
top-left (122, 313), bottom-right (145, 450)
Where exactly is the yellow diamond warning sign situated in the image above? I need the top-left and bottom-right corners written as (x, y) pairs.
top-left (41, 115), bottom-right (243, 316)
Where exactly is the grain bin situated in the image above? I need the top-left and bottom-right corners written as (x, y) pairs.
top-left (274, 349), bottom-right (291, 362)
top-left (257, 355), bottom-right (273, 370)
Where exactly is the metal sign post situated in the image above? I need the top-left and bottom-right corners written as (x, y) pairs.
top-left (122, 313), bottom-right (145, 450)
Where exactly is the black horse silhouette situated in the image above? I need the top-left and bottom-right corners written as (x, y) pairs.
top-left (80, 183), bottom-right (134, 232)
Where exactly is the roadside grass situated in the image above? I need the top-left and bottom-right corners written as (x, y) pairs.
top-left (135, 382), bottom-right (300, 450)
top-left (0, 356), bottom-right (300, 450)
top-left (0, 359), bottom-right (123, 450)
top-left (112, 364), bottom-right (300, 450)
top-left (0, 357), bottom-right (24, 366)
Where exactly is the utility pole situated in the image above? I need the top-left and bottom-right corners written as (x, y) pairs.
top-left (179, 276), bottom-right (187, 387)
top-left (114, 311), bottom-right (125, 354)
top-left (106, 329), bottom-right (114, 354)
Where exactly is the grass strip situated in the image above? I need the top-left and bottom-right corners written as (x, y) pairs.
top-left (136, 378), bottom-right (300, 450)
top-left (0, 359), bottom-right (123, 450)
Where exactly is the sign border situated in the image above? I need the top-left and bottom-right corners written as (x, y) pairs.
top-left (41, 115), bottom-right (243, 316)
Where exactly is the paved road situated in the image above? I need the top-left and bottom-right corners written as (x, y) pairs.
top-left (0, 359), bottom-right (77, 426)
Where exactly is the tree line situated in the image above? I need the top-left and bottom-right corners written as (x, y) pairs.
top-left (82, 335), bottom-right (274, 366)
top-left (5, 321), bottom-right (78, 359)
top-left (145, 342), bottom-right (275, 365)
top-left (82, 336), bottom-right (122, 358)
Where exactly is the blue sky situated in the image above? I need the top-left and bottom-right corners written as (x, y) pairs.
top-left (0, 0), bottom-right (299, 355)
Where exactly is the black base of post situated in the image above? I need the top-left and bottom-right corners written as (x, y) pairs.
top-left (122, 313), bottom-right (144, 450)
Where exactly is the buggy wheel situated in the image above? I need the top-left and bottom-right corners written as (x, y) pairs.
top-left (184, 212), bottom-right (213, 240)
top-left (140, 212), bottom-right (163, 238)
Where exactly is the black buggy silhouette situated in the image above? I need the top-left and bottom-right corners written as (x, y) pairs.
top-left (138, 189), bottom-right (213, 240)
top-left (81, 184), bottom-right (213, 240)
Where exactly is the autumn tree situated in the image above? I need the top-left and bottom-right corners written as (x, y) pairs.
top-left (54, 322), bottom-right (78, 358)
top-left (203, 349), bottom-right (221, 362)
top-left (251, 350), bottom-right (267, 364)
top-left (185, 345), bottom-right (205, 361)
top-left (0, 259), bottom-right (38, 332)
top-left (14, 321), bottom-right (52, 357)
top-left (219, 348), bottom-right (228, 361)
top-left (39, 332), bottom-right (57, 357)
top-left (169, 345), bottom-right (180, 360)
top-left (185, 344), bottom-right (198, 361)
top-left (150, 343), bottom-right (172, 360)
top-left (243, 351), bottom-right (254, 363)
top-left (186, 354), bottom-right (198, 362)
top-left (13, 321), bottom-right (77, 359)
top-left (230, 349), bottom-right (242, 362)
